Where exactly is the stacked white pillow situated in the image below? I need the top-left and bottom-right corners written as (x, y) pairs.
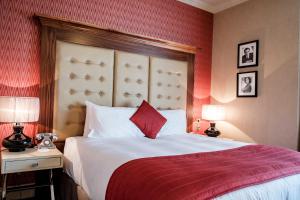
top-left (83, 101), bottom-right (187, 139)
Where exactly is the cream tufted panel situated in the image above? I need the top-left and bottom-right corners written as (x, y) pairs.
top-left (113, 51), bottom-right (149, 107)
top-left (53, 42), bottom-right (189, 140)
top-left (54, 41), bottom-right (114, 140)
top-left (149, 57), bottom-right (188, 110)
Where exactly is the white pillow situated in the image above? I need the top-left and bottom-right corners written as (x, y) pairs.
top-left (158, 109), bottom-right (187, 136)
top-left (83, 101), bottom-right (92, 137)
top-left (83, 101), bottom-right (143, 138)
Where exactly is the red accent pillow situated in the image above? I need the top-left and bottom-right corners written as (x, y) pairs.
top-left (130, 100), bottom-right (167, 139)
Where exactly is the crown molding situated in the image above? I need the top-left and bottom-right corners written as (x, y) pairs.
top-left (178, 0), bottom-right (249, 13)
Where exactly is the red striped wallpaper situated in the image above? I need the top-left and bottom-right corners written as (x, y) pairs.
top-left (0, 0), bottom-right (212, 140)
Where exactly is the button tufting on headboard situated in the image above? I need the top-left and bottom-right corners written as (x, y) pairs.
top-left (84, 74), bottom-right (91, 80)
top-left (123, 92), bottom-right (130, 97)
top-left (84, 90), bottom-right (92, 96)
top-left (149, 57), bottom-right (187, 110)
top-left (136, 79), bottom-right (143, 84)
top-left (70, 57), bottom-right (107, 67)
top-left (114, 51), bottom-right (149, 107)
top-left (98, 91), bottom-right (105, 96)
top-left (69, 72), bottom-right (77, 79)
top-left (85, 60), bottom-right (92, 65)
top-left (70, 57), bottom-right (78, 63)
top-left (99, 76), bottom-right (105, 82)
top-left (54, 41), bottom-right (114, 140)
top-left (99, 62), bottom-right (105, 67)
top-left (136, 93), bottom-right (142, 98)
top-left (69, 89), bottom-right (76, 95)
top-left (124, 77), bottom-right (130, 83)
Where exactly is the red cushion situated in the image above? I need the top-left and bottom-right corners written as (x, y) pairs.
top-left (130, 100), bottom-right (167, 139)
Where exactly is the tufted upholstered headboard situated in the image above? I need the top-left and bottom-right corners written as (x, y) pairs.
top-left (37, 15), bottom-right (196, 143)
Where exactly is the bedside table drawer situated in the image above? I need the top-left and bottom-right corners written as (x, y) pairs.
top-left (3, 157), bottom-right (62, 173)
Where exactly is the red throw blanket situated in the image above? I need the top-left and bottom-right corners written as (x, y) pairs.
top-left (106, 145), bottom-right (300, 200)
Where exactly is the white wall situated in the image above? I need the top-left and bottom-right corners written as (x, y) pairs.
top-left (211, 0), bottom-right (300, 150)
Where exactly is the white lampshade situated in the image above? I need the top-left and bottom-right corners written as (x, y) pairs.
top-left (202, 105), bottom-right (225, 121)
top-left (0, 97), bottom-right (40, 123)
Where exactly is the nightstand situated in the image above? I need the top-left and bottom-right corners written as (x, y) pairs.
top-left (1, 148), bottom-right (63, 200)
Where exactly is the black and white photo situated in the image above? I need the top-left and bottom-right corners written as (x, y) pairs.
top-left (237, 71), bottom-right (257, 97)
top-left (238, 40), bottom-right (259, 68)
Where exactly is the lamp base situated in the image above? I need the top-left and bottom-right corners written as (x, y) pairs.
top-left (204, 122), bottom-right (220, 137)
top-left (2, 123), bottom-right (32, 152)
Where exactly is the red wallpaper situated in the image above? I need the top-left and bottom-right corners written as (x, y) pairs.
top-left (0, 0), bottom-right (212, 140)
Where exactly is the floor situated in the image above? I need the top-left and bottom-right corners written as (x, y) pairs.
top-left (6, 187), bottom-right (51, 200)
top-left (3, 169), bottom-right (61, 200)
top-left (6, 189), bottom-right (34, 200)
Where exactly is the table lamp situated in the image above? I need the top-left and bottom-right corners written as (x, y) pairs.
top-left (0, 97), bottom-right (40, 152)
top-left (202, 105), bottom-right (225, 137)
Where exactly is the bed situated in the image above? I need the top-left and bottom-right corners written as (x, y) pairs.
top-left (36, 15), bottom-right (300, 200)
top-left (63, 135), bottom-right (300, 200)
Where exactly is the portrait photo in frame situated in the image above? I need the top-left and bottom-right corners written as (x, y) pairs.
top-left (238, 40), bottom-right (259, 68)
top-left (237, 71), bottom-right (258, 97)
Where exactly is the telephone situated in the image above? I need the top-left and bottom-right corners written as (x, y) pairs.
top-left (36, 133), bottom-right (58, 149)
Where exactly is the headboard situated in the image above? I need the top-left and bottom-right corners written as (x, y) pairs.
top-left (37, 15), bottom-right (196, 143)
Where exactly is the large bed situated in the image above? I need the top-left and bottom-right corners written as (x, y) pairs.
top-left (36, 15), bottom-right (300, 200)
top-left (64, 135), bottom-right (300, 200)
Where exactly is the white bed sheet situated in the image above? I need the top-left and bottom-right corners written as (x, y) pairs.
top-left (64, 134), bottom-right (300, 200)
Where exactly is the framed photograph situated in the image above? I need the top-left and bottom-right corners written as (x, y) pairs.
top-left (238, 40), bottom-right (259, 68)
top-left (237, 71), bottom-right (258, 97)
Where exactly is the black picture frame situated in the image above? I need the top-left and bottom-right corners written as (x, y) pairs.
top-left (237, 40), bottom-right (259, 68)
top-left (237, 71), bottom-right (258, 97)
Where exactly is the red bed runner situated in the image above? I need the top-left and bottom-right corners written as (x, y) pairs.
top-left (106, 145), bottom-right (300, 200)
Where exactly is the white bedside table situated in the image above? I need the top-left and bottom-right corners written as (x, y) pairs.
top-left (1, 148), bottom-right (63, 200)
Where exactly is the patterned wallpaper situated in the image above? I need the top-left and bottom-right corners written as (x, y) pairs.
top-left (0, 0), bottom-right (212, 140)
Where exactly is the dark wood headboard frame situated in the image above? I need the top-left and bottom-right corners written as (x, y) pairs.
top-left (36, 14), bottom-right (196, 145)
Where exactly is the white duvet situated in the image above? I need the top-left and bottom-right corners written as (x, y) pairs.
top-left (64, 134), bottom-right (300, 200)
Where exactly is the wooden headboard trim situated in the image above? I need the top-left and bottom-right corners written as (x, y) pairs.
top-left (37, 14), bottom-right (198, 54)
top-left (37, 14), bottom-right (195, 138)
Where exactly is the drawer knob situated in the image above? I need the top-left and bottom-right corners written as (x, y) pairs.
top-left (31, 163), bottom-right (39, 168)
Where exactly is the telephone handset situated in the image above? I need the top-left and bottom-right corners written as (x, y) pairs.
top-left (36, 133), bottom-right (58, 149)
